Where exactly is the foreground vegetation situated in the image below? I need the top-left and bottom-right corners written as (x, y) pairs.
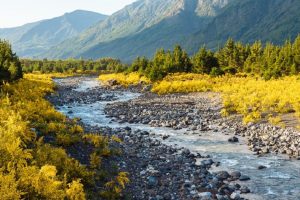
top-left (1, 40), bottom-right (131, 199)
top-left (0, 74), bottom-right (129, 199)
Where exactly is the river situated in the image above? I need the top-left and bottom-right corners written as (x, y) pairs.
top-left (55, 77), bottom-right (300, 200)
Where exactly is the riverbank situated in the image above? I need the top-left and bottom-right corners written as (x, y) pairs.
top-left (105, 91), bottom-right (300, 159)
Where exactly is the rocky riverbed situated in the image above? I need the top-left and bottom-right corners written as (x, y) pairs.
top-left (49, 76), bottom-right (300, 200)
top-left (105, 92), bottom-right (300, 159)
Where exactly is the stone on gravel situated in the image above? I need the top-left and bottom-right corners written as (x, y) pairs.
top-left (258, 165), bottom-right (267, 170)
top-left (240, 185), bottom-right (251, 193)
top-left (147, 176), bottom-right (159, 188)
top-left (230, 171), bottom-right (241, 180)
top-left (198, 192), bottom-right (212, 199)
top-left (216, 171), bottom-right (230, 181)
top-left (228, 136), bottom-right (239, 143)
top-left (239, 175), bottom-right (250, 181)
top-left (230, 192), bottom-right (240, 200)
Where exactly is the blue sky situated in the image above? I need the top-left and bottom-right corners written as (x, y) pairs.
top-left (0, 0), bottom-right (137, 28)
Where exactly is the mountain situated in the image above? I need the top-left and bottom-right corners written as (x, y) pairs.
top-left (7, 0), bottom-right (300, 61)
top-left (186, 0), bottom-right (300, 53)
top-left (0, 10), bottom-right (107, 57)
top-left (44, 0), bottom-right (232, 60)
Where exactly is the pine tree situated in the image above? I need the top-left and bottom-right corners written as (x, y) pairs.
top-left (192, 47), bottom-right (219, 74)
top-left (293, 35), bottom-right (300, 72)
top-left (0, 40), bottom-right (22, 83)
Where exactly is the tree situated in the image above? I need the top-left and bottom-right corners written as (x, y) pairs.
top-left (216, 38), bottom-right (249, 74)
top-left (172, 45), bottom-right (192, 73)
top-left (293, 35), bottom-right (300, 72)
top-left (128, 56), bottom-right (149, 73)
top-left (244, 41), bottom-right (263, 73)
top-left (0, 40), bottom-right (22, 83)
top-left (146, 49), bottom-right (167, 81)
top-left (192, 47), bottom-right (219, 74)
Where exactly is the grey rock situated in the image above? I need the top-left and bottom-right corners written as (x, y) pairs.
top-left (230, 171), bottom-right (241, 179)
top-left (240, 185), bottom-right (251, 193)
top-left (216, 171), bottom-right (230, 181)
top-left (258, 165), bottom-right (267, 170)
top-left (198, 192), bottom-right (212, 199)
top-left (230, 192), bottom-right (240, 200)
top-left (147, 176), bottom-right (158, 188)
top-left (228, 136), bottom-right (239, 143)
top-left (239, 175), bottom-right (250, 181)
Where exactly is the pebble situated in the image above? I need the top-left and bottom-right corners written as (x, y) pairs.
top-left (258, 165), bottom-right (267, 170)
top-left (228, 136), bottom-right (239, 143)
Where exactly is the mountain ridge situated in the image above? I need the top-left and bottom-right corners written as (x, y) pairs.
top-left (44, 0), bottom-right (232, 59)
top-left (186, 0), bottom-right (300, 53)
top-left (0, 10), bottom-right (107, 57)
top-left (2, 0), bottom-right (300, 61)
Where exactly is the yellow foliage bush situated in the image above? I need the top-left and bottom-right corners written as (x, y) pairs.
top-left (0, 171), bottom-right (22, 200)
top-left (101, 172), bottom-right (130, 200)
top-left (152, 73), bottom-right (300, 124)
top-left (0, 74), bottom-right (128, 199)
top-left (66, 179), bottom-right (86, 200)
top-left (99, 72), bottom-right (150, 87)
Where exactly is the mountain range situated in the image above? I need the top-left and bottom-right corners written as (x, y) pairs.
top-left (0, 10), bottom-right (107, 57)
top-left (1, 0), bottom-right (299, 61)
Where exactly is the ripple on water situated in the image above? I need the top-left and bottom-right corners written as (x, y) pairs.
top-left (73, 80), bottom-right (100, 92)
top-left (264, 171), bottom-right (291, 179)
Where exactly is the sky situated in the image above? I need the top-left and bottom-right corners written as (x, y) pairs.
top-left (0, 0), bottom-right (137, 28)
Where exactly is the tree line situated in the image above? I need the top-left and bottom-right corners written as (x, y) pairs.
top-left (21, 58), bottom-right (126, 74)
top-left (128, 35), bottom-right (300, 81)
top-left (2, 35), bottom-right (300, 82)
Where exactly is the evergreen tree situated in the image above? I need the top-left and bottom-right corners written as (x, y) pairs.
top-left (192, 47), bottom-right (219, 74)
top-left (0, 39), bottom-right (22, 83)
top-left (293, 35), bottom-right (300, 72)
top-left (172, 45), bottom-right (192, 73)
top-left (244, 41), bottom-right (263, 73)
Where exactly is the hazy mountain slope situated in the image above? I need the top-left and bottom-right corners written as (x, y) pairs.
top-left (45, 0), bottom-right (232, 59)
top-left (187, 0), bottom-right (300, 52)
top-left (0, 10), bottom-right (107, 57)
top-left (35, 0), bottom-right (300, 61)
top-left (0, 22), bottom-right (39, 43)
top-left (44, 0), bottom-right (187, 58)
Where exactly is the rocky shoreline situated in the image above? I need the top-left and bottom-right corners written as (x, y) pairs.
top-left (104, 91), bottom-right (300, 160)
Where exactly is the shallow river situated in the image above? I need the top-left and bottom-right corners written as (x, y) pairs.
top-left (55, 77), bottom-right (300, 200)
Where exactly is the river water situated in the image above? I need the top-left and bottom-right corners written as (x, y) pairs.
top-left (55, 77), bottom-right (300, 200)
